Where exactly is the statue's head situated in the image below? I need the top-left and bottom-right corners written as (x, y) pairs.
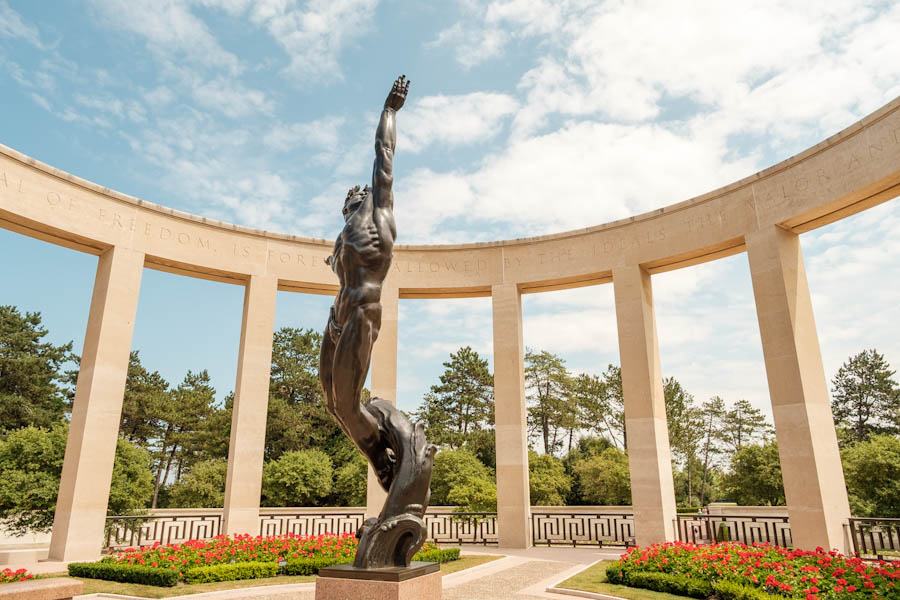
top-left (342, 184), bottom-right (370, 221)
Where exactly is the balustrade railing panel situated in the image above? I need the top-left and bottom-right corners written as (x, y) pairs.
top-left (675, 514), bottom-right (792, 548)
top-left (424, 511), bottom-right (498, 545)
top-left (258, 512), bottom-right (366, 538)
top-left (848, 518), bottom-right (900, 561)
top-left (531, 512), bottom-right (635, 547)
top-left (105, 514), bottom-right (222, 550)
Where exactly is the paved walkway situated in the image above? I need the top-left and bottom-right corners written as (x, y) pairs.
top-left (7, 546), bottom-right (625, 600)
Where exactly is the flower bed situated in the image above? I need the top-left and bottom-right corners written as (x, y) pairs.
top-left (607, 541), bottom-right (899, 600)
top-left (0, 568), bottom-right (33, 584)
top-left (69, 533), bottom-right (458, 586)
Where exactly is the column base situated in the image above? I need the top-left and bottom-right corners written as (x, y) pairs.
top-left (315, 562), bottom-right (441, 600)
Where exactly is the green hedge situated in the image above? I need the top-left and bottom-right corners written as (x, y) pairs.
top-left (604, 567), bottom-right (713, 599)
top-left (68, 562), bottom-right (178, 587)
top-left (413, 547), bottom-right (460, 563)
top-left (282, 547), bottom-right (460, 576)
top-left (712, 580), bottom-right (776, 600)
top-left (183, 562), bottom-right (277, 584)
top-left (282, 556), bottom-right (353, 576)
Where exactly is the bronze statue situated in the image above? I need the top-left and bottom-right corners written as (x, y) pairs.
top-left (319, 76), bottom-right (436, 570)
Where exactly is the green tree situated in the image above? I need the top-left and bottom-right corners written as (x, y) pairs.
top-left (573, 447), bottom-right (631, 505)
top-left (332, 453), bottom-right (367, 507)
top-left (0, 422), bottom-right (153, 533)
top-left (721, 441), bottom-right (785, 506)
top-left (721, 399), bottom-right (772, 453)
top-left (430, 448), bottom-right (497, 512)
top-left (416, 346), bottom-right (494, 450)
top-left (525, 349), bottom-right (571, 455)
top-left (167, 459), bottom-right (227, 508)
top-left (261, 449), bottom-right (333, 507)
top-left (573, 371), bottom-right (625, 449)
top-left (119, 351), bottom-right (170, 445)
top-left (562, 436), bottom-right (615, 504)
top-left (831, 349), bottom-right (900, 444)
top-left (664, 377), bottom-right (703, 505)
top-left (0, 306), bottom-right (74, 431)
top-left (528, 450), bottom-right (571, 505)
top-left (265, 328), bottom-right (353, 464)
top-left (698, 396), bottom-right (727, 505)
top-left (150, 370), bottom-right (218, 506)
top-left (841, 434), bottom-right (900, 517)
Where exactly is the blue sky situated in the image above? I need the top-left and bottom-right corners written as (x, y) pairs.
top-left (1, 0), bottom-right (899, 435)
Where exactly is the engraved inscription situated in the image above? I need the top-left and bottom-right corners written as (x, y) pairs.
top-left (0, 172), bottom-right (24, 193)
top-left (390, 258), bottom-right (488, 274)
top-left (593, 228), bottom-right (666, 255)
top-left (753, 125), bottom-right (900, 215)
top-left (267, 249), bottom-right (330, 268)
top-left (684, 210), bottom-right (727, 233)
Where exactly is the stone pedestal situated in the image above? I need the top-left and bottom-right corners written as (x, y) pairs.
top-left (315, 562), bottom-right (441, 600)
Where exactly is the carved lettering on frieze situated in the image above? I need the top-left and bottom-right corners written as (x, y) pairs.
top-left (593, 228), bottom-right (666, 255)
top-left (140, 221), bottom-right (215, 253)
top-left (0, 172), bottom-right (24, 193)
top-left (683, 210), bottom-right (727, 233)
top-left (538, 249), bottom-right (573, 264)
top-left (266, 249), bottom-right (331, 268)
top-left (232, 244), bottom-right (251, 258)
top-left (389, 258), bottom-right (489, 274)
top-left (46, 191), bottom-right (75, 210)
top-left (754, 126), bottom-right (900, 215)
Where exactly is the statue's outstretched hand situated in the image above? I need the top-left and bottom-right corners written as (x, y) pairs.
top-left (384, 75), bottom-right (410, 111)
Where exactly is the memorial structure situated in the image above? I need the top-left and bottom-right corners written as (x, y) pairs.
top-left (0, 96), bottom-right (897, 562)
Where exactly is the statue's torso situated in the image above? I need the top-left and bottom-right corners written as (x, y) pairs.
top-left (331, 194), bottom-right (395, 322)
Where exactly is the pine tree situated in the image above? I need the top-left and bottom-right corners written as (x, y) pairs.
top-left (525, 349), bottom-right (571, 455)
top-left (415, 346), bottom-right (494, 449)
top-left (0, 306), bottom-right (74, 431)
top-left (830, 349), bottom-right (900, 444)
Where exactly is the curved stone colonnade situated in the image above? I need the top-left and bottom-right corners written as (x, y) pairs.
top-left (1, 97), bottom-right (898, 561)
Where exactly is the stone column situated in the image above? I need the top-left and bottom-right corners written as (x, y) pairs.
top-left (222, 274), bottom-right (278, 536)
top-left (612, 265), bottom-right (677, 546)
top-left (365, 279), bottom-right (399, 517)
top-left (492, 283), bottom-right (531, 548)
top-left (49, 246), bottom-right (145, 561)
top-left (746, 225), bottom-right (851, 552)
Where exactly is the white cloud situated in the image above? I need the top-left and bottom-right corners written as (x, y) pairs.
top-left (264, 115), bottom-right (346, 153)
top-left (396, 119), bottom-right (757, 243)
top-left (89, 0), bottom-right (242, 73)
top-left (0, 1), bottom-right (43, 47)
top-left (191, 77), bottom-right (275, 118)
top-left (399, 92), bottom-right (519, 152)
top-left (248, 0), bottom-right (379, 84)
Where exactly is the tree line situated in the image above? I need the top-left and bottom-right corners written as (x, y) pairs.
top-left (413, 345), bottom-right (898, 517)
top-left (0, 304), bottom-right (898, 536)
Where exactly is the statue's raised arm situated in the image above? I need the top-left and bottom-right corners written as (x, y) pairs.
top-left (372, 75), bottom-right (409, 212)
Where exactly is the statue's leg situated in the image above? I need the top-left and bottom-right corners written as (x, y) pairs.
top-left (331, 303), bottom-right (383, 464)
top-left (319, 312), bottom-right (338, 416)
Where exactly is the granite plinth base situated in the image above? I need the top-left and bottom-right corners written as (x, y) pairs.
top-left (315, 562), bottom-right (441, 600)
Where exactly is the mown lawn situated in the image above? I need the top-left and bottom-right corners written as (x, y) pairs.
top-left (49, 554), bottom-right (503, 599)
top-left (556, 560), bottom-right (691, 600)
